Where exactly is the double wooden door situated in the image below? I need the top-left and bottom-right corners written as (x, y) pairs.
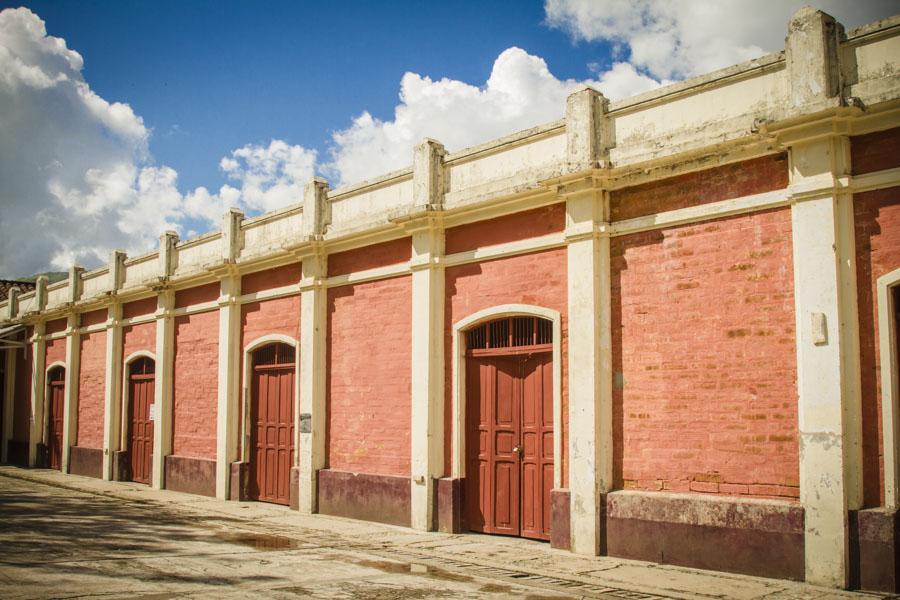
top-left (128, 358), bottom-right (155, 484)
top-left (47, 368), bottom-right (65, 470)
top-left (250, 344), bottom-right (295, 505)
top-left (465, 352), bottom-right (553, 540)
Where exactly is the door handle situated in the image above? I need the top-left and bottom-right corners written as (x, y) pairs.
top-left (512, 444), bottom-right (523, 455)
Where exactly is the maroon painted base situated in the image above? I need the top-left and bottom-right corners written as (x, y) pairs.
top-left (289, 466), bottom-right (300, 511)
top-left (111, 450), bottom-right (130, 482)
top-left (436, 477), bottom-right (463, 533)
top-left (605, 492), bottom-right (804, 581)
top-left (164, 455), bottom-right (216, 498)
top-left (229, 461), bottom-right (249, 500)
top-left (68, 446), bottom-right (103, 479)
top-left (317, 469), bottom-right (411, 527)
top-left (851, 507), bottom-right (900, 592)
top-left (550, 488), bottom-right (571, 550)
top-left (5, 440), bottom-right (28, 466)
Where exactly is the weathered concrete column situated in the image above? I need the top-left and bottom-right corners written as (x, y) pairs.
top-left (215, 209), bottom-right (244, 500)
top-left (409, 139), bottom-right (447, 531)
top-left (102, 251), bottom-right (125, 480)
top-left (783, 7), bottom-right (861, 588)
top-left (27, 321), bottom-right (46, 468)
top-left (102, 302), bottom-right (123, 480)
top-left (788, 133), bottom-right (862, 588)
top-left (298, 177), bottom-right (329, 513)
top-left (152, 230), bottom-right (178, 489)
top-left (564, 86), bottom-right (613, 555)
top-left (61, 311), bottom-right (81, 474)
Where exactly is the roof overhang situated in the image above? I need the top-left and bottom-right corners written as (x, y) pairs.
top-left (0, 324), bottom-right (26, 350)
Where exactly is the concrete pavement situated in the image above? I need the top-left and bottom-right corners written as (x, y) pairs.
top-left (0, 466), bottom-right (889, 599)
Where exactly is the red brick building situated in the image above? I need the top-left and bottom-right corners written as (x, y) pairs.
top-left (1, 8), bottom-right (898, 592)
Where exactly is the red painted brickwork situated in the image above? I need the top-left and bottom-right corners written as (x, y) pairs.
top-left (327, 276), bottom-right (412, 476)
top-left (123, 297), bottom-right (156, 319)
top-left (45, 318), bottom-right (66, 336)
top-left (176, 282), bottom-right (219, 308)
top-left (445, 203), bottom-right (566, 255)
top-left (242, 263), bottom-right (301, 294)
top-left (76, 329), bottom-right (106, 448)
top-left (172, 310), bottom-right (219, 459)
top-left (45, 336), bottom-right (66, 368)
top-left (122, 322), bottom-right (155, 363)
top-left (444, 248), bottom-right (569, 483)
top-left (12, 331), bottom-right (32, 442)
top-left (610, 154), bottom-right (789, 222)
top-left (611, 208), bottom-right (798, 500)
top-left (328, 238), bottom-right (411, 277)
top-left (855, 186), bottom-right (900, 506)
top-left (852, 127), bottom-right (900, 175)
top-left (80, 309), bottom-right (106, 328)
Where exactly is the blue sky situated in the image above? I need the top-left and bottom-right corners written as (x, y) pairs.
top-left (10, 1), bottom-right (611, 191)
top-left (0, 1), bottom-right (896, 278)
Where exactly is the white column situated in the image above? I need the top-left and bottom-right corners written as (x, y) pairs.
top-left (564, 86), bottom-right (612, 555)
top-left (1, 345), bottom-right (15, 463)
top-left (215, 270), bottom-right (241, 499)
top-left (410, 222), bottom-right (445, 531)
top-left (151, 289), bottom-right (175, 489)
top-left (298, 249), bottom-right (327, 513)
top-left (789, 134), bottom-right (862, 588)
top-left (102, 302), bottom-right (123, 480)
top-left (297, 176), bottom-right (330, 513)
top-left (27, 323), bottom-right (46, 468)
top-left (61, 312), bottom-right (81, 474)
top-left (408, 138), bottom-right (446, 531)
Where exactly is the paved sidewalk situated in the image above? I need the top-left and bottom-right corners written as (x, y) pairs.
top-left (0, 466), bottom-right (888, 600)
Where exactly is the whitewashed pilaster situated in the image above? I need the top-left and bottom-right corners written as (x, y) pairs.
top-left (61, 311), bottom-right (81, 474)
top-left (102, 251), bottom-right (125, 480)
top-left (151, 231), bottom-right (178, 489)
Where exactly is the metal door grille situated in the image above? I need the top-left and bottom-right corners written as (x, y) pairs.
top-left (467, 316), bottom-right (552, 356)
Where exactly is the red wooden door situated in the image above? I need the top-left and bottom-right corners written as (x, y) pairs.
top-left (465, 349), bottom-right (553, 540)
top-left (128, 358), bottom-right (155, 484)
top-left (47, 367), bottom-right (65, 470)
top-left (250, 344), bottom-right (295, 505)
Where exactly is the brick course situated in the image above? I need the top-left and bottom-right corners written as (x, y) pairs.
top-left (76, 327), bottom-right (106, 448)
top-left (329, 238), bottom-right (411, 277)
top-left (854, 185), bottom-right (900, 506)
top-left (327, 276), bottom-right (412, 476)
top-left (172, 310), bottom-right (219, 459)
top-left (445, 203), bottom-right (566, 255)
top-left (612, 208), bottom-right (798, 500)
top-left (852, 127), bottom-right (900, 175)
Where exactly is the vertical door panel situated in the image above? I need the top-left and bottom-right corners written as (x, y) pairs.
top-left (49, 379), bottom-right (64, 470)
top-left (250, 353), bottom-right (295, 506)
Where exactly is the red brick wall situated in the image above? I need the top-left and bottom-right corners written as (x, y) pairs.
top-left (329, 238), bottom-right (411, 277)
top-left (852, 127), bottom-right (900, 175)
top-left (176, 282), bottom-right (219, 307)
top-left (172, 310), bottom-right (219, 459)
top-left (610, 154), bottom-right (788, 222)
top-left (612, 208), bottom-right (798, 499)
top-left (445, 203), bottom-right (566, 255)
top-left (80, 309), bottom-right (106, 328)
top-left (77, 327), bottom-right (106, 448)
top-left (122, 322), bottom-right (155, 362)
top-left (45, 336), bottom-right (66, 368)
top-left (46, 318), bottom-right (66, 336)
top-left (242, 263), bottom-right (301, 294)
top-left (855, 185), bottom-right (900, 506)
top-left (327, 276), bottom-right (412, 476)
top-left (445, 248), bottom-right (569, 483)
top-left (123, 297), bottom-right (156, 319)
top-left (12, 332), bottom-right (32, 442)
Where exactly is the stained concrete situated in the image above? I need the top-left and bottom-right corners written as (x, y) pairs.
top-left (0, 467), bottom-right (886, 600)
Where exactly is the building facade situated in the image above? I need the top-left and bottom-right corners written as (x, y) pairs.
top-left (1, 8), bottom-right (899, 592)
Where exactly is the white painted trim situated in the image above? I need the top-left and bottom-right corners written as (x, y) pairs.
top-left (237, 284), bottom-right (301, 304)
top-left (171, 300), bottom-right (219, 318)
top-left (325, 262), bottom-right (409, 288)
top-left (78, 323), bottom-right (107, 336)
top-left (120, 351), bottom-right (157, 450)
top-left (451, 304), bottom-right (563, 491)
top-left (120, 314), bottom-right (156, 327)
top-left (240, 334), bottom-right (299, 465)
top-left (610, 189), bottom-right (791, 236)
top-left (878, 267), bottom-right (900, 509)
top-left (852, 166), bottom-right (900, 194)
top-left (444, 232), bottom-right (566, 268)
top-left (44, 332), bottom-right (67, 342)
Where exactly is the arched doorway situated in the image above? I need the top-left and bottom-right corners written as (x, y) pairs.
top-left (249, 342), bottom-right (296, 505)
top-left (464, 315), bottom-right (554, 540)
top-left (127, 356), bottom-right (155, 484)
top-left (46, 366), bottom-right (65, 470)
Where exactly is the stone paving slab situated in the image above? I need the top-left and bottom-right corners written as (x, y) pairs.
top-left (0, 466), bottom-right (890, 600)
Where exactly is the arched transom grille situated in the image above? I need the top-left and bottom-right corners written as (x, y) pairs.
top-left (47, 366), bottom-right (65, 383)
top-left (253, 342), bottom-right (296, 369)
top-left (466, 316), bottom-right (552, 356)
top-left (130, 357), bottom-right (155, 377)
